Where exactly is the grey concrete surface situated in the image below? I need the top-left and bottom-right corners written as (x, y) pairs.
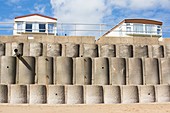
top-left (144, 58), bottom-right (160, 85)
top-left (139, 85), bottom-right (155, 103)
top-left (160, 58), bottom-right (170, 84)
top-left (75, 57), bottom-right (92, 85)
top-left (37, 57), bottom-right (53, 84)
top-left (55, 57), bottom-right (73, 85)
top-left (47, 85), bottom-right (65, 104)
top-left (134, 45), bottom-right (148, 58)
top-left (152, 45), bottom-right (164, 58)
top-left (0, 43), bottom-right (5, 56)
top-left (30, 43), bottom-right (43, 56)
top-left (11, 43), bottom-right (23, 56)
top-left (1, 56), bottom-right (16, 84)
top-left (65, 43), bottom-right (79, 57)
top-left (100, 44), bottom-right (116, 57)
top-left (29, 85), bottom-right (47, 104)
top-left (119, 45), bottom-right (133, 58)
top-left (46, 43), bottom-right (61, 57)
top-left (66, 85), bottom-right (84, 104)
top-left (18, 56), bottom-right (35, 84)
top-left (128, 58), bottom-right (143, 85)
top-left (122, 86), bottom-right (139, 103)
top-left (85, 86), bottom-right (103, 104)
top-left (103, 85), bottom-right (121, 104)
top-left (0, 85), bottom-right (8, 103)
top-left (165, 45), bottom-right (170, 57)
top-left (156, 85), bottom-right (170, 102)
top-left (10, 85), bottom-right (27, 104)
top-left (93, 58), bottom-right (109, 85)
top-left (110, 58), bottom-right (126, 85)
top-left (82, 44), bottom-right (98, 57)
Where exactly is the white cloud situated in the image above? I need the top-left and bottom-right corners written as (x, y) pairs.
top-left (50, 0), bottom-right (170, 37)
top-left (30, 4), bottom-right (46, 14)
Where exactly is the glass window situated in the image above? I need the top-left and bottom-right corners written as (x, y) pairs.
top-left (157, 29), bottom-right (161, 34)
top-left (145, 24), bottom-right (154, 33)
top-left (133, 24), bottom-right (143, 33)
top-left (17, 22), bottom-right (23, 32)
top-left (126, 27), bottom-right (131, 32)
top-left (48, 24), bottom-right (54, 33)
top-left (26, 23), bottom-right (32, 32)
top-left (39, 24), bottom-right (46, 32)
top-left (126, 23), bottom-right (130, 26)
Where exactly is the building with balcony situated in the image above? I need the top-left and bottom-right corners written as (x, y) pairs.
top-left (103, 19), bottom-right (162, 37)
top-left (13, 14), bottom-right (57, 35)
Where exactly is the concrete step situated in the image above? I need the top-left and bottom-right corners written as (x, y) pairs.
top-left (0, 56), bottom-right (170, 85)
top-left (1, 42), bottom-right (170, 58)
top-left (0, 84), bottom-right (169, 104)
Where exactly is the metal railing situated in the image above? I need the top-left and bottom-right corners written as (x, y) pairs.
top-left (0, 22), bottom-right (170, 38)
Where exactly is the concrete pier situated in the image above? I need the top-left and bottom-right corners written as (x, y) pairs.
top-left (103, 85), bottom-right (121, 104)
top-left (47, 85), bottom-right (65, 104)
top-left (100, 44), bottom-right (116, 57)
top-left (93, 58), bottom-right (109, 85)
top-left (83, 44), bottom-right (98, 57)
top-left (55, 57), bottom-right (73, 85)
top-left (110, 58), bottom-right (126, 85)
top-left (18, 56), bottom-right (35, 84)
top-left (75, 57), bottom-right (92, 85)
top-left (0, 85), bottom-right (8, 103)
top-left (119, 45), bottom-right (133, 58)
top-left (160, 58), bottom-right (170, 84)
top-left (152, 45), bottom-right (164, 58)
top-left (156, 85), bottom-right (170, 102)
top-left (1, 56), bottom-right (16, 84)
top-left (46, 43), bottom-right (61, 57)
top-left (134, 45), bottom-right (148, 58)
top-left (30, 43), bottom-right (43, 56)
top-left (65, 43), bottom-right (79, 57)
top-left (37, 57), bottom-right (53, 84)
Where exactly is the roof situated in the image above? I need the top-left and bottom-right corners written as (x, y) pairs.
top-left (15, 14), bottom-right (57, 21)
top-left (103, 19), bottom-right (163, 37)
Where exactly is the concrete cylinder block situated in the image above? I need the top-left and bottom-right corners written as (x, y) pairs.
top-left (122, 86), bottom-right (139, 103)
top-left (139, 85), bottom-right (155, 103)
top-left (12, 42), bottom-right (23, 56)
top-left (119, 45), bottom-right (133, 58)
top-left (37, 57), bottom-right (53, 84)
top-left (65, 43), bottom-right (79, 57)
top-left (0, 43), bottom-right (5, 56)
top-left (93, 58), bottom-right (109, 85)
top-left (110, 58), bottom-right (126, 85)
top-left (83, 44), bottom-right (98, 57)
top-left (144, 58), bottom-right (160, 85)
top-left (47, 85), bottom-right (65, 104)
top-left (152, 45), bottom-right (164, 58)
top-left (1, 56), bottom-right (16, 84)
top-left (30, 85), bottom-right (47, 104)
top-left (156, 85), bottom-right (170, 102)
top-left (100, 44), bottom-right (116, 57)
top-left (18, 56), bottom-right (35, 84)
top-left (75, 57), bottom-right (92, 85)
top-left (30, 43), bottom-right (43, 56)
top-left (134, 45), bottom-right (148, 58)
top-left (128, 58), bottom-right (143, 85)
top-left (165, 45), bottom-right (170, 57)
top-left (55, 57), bottom-right (73, 85)
top-left (47, 43), bottom-right (62, 57)
top-left (160, 58), bottom-right (170, 84)
top-left (0, 85), bottom-right (8, 103)
top-left (66, 85), bottom-right (84, 104)
top-left (85, 86), bottom-right (103, 104)
top-left (10, 85), bottom-right (27, 104)
top-left (103, 85), bottom-right (121, 104)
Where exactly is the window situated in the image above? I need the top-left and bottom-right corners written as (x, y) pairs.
top-left (17, 22), bottom-right (23, 33)
top-left (26, 23), bottom-right (32, 32)
top-left (133, 24), bottom-right (143, 33)
top-left (126, 27), bottom-right (131, 32)
top-left (157, 29), bottom-right (161, 34)
top-left (39, 24), bottom-right (46, 32)
top-left (126, 23), bottom-right (130, 26)
top-left (48, 24), bottom-right (54, 33)
top-left (145, 24), bottom-right (154, 33)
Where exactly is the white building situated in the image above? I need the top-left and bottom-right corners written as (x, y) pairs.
top-left (103, 19), bottom-right (162, 37)
top-left (13, 14), bottom-right (57, 35)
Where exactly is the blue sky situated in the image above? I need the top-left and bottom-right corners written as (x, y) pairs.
top-left (0, 0), bottom-right (170, 37)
